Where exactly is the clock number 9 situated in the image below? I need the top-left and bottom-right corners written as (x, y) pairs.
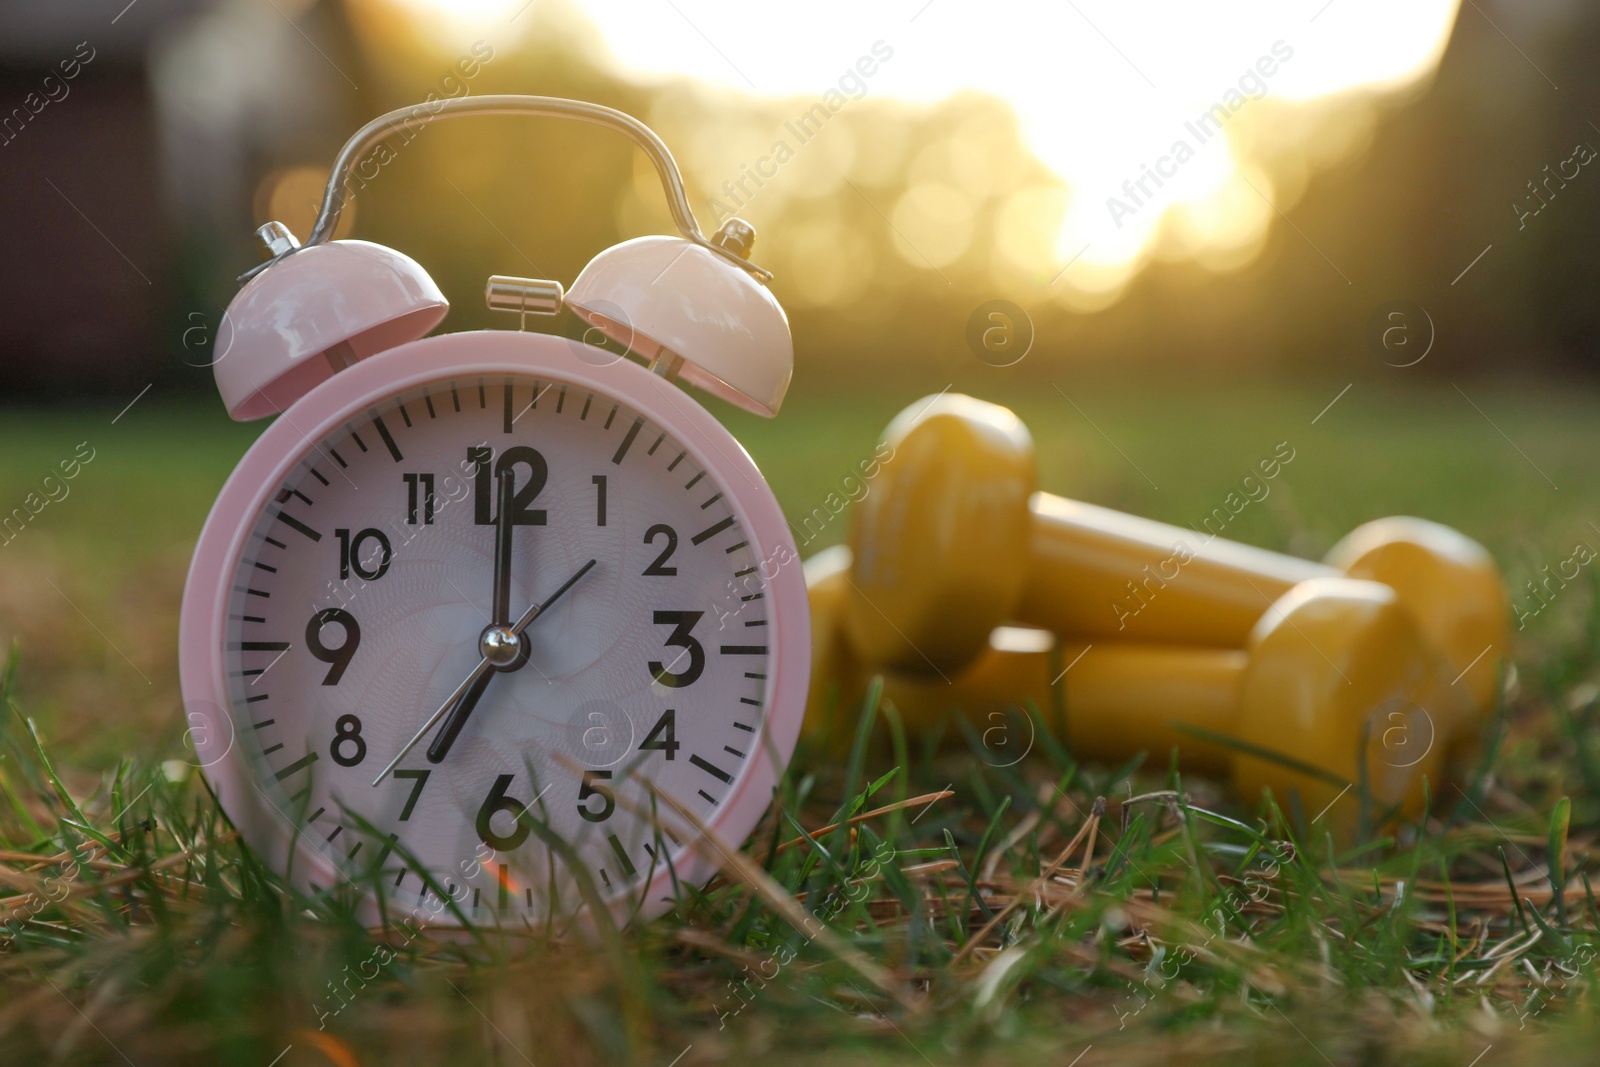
top-left (476, 773), bottom-right (533, 851)
top-left (470, 446), bottom-right (548, 525)
top-left (649, 610), bottom-right (704, 688)
top-left (305, 608), bottom-right (360, 685)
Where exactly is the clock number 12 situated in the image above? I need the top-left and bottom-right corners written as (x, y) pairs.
top-left (469, 446), bottom-right (548, 525)
top-left (305, 608), bottom-right (361, 685)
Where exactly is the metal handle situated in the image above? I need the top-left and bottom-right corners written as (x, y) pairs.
top-left (292, 94), bottom-right (767, 279)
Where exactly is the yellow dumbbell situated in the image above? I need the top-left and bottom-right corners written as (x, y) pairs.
top-left (844, 394), bottom-right (1509, 739)
top-left (809, 547), bottom-right (1461, 822)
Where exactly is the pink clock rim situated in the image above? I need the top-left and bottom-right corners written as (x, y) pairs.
top-left (178, 329), bottom-right (811, 929)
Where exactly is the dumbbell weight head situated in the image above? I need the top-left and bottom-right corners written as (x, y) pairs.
top-left (1324, 516), bottom-right (1508, 726)
top-left (844, 395), bottom-right (1035, 673)
top-left (1232, 577), bottom-right (1459, 822)
top-left (821, 550), bottom-right (1462, 825)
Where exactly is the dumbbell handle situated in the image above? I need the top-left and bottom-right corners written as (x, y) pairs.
top-left (883, 635), bottom-right (1247, 773)
top-left (1020, 492), bottom-right (1327, 646)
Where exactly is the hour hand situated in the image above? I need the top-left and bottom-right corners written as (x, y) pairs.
top-left (426, 668), bottom-right (494, 763)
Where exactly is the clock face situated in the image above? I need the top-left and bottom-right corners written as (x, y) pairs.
top-left (213, 367), bottom-right (784, 921)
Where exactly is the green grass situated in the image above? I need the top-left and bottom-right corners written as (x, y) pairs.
top-left (1, 378), bottom-right (1599, 1064)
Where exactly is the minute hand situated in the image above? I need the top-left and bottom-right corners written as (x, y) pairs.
top-left (370, 558), bottom-right (598, 787)
top-left (425, 468), bottom-right (520, 765)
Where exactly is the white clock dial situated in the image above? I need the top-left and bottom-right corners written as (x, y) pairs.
top-left (219, 373), bottom-right (775, 918)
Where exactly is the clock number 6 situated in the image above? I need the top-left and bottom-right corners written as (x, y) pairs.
top-left (305, 608), bottom-right (360, 685)
top-left (649, 610), bottom-right (704, 688)
top-left (476, 773), bottom-right (533, 851)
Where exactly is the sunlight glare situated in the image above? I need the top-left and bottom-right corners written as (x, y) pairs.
top-left (382, 0), bottom-right (528, 30)
top-left (381, 0), bottom-right (1462, 304)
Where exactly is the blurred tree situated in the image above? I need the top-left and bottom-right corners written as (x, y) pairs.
top-left (3, 0), bottom-right (1596, 399)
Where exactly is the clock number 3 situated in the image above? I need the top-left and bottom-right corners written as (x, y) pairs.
top-left (470, 446), bottom-right (548, 525)
top-left (649, 610), bottom-right (704, 688)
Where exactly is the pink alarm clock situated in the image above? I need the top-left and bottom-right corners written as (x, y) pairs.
top-left (178, 96), bottom-right (809, 928)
